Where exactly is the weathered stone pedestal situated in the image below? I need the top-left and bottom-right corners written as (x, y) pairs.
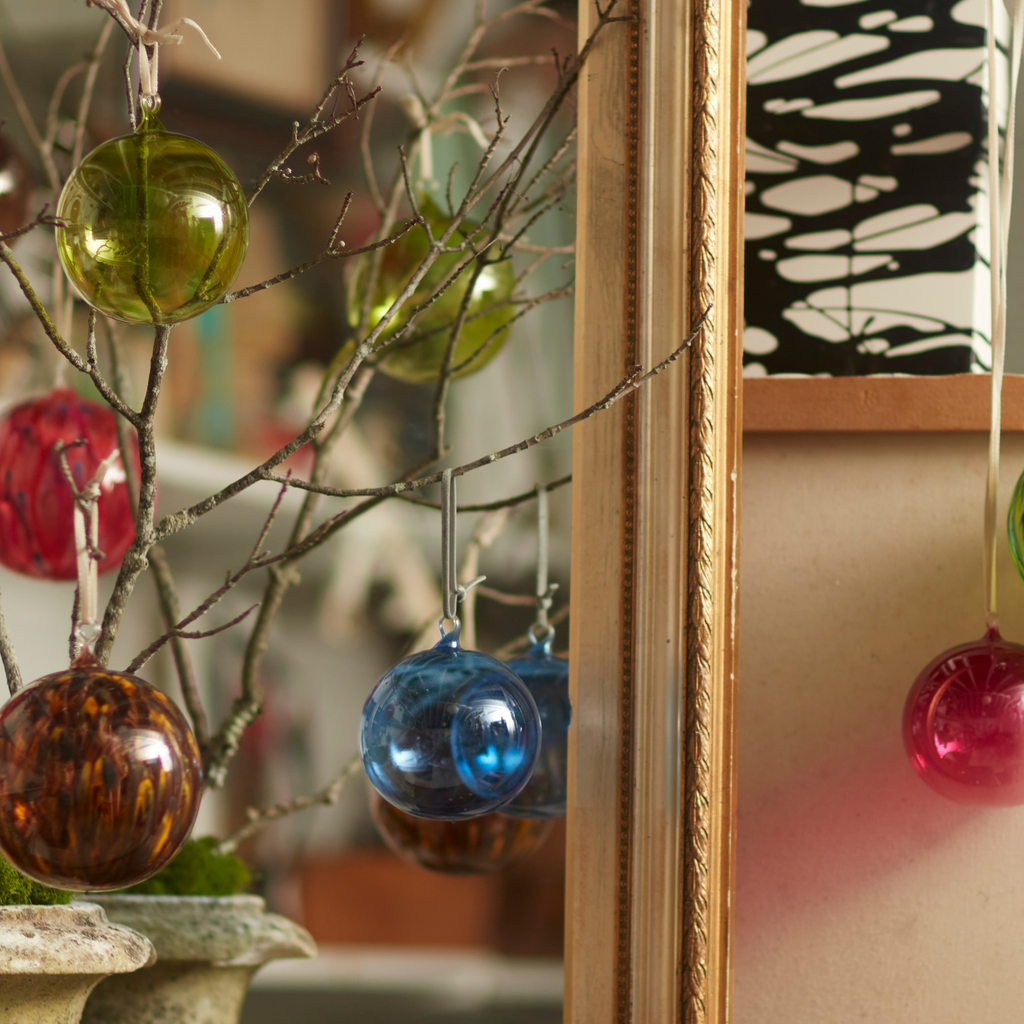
top-left (0, 902), bottom-right (155, 1024)
top-left (81, 895), bottom-right (316, 1024)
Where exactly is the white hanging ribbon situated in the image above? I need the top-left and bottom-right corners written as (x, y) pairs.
top-left (69, 448), bottom-right (122, 654)
top-left (88, 0), bottom-right (221, 98)
top-left (400, 94), bottom-right (489, 187)
top-left (984, 0), bottom-right (1024, 632)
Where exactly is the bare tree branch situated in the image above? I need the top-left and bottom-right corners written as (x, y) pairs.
top-left (397, 473), bottom-right (571, 512)
top-left (95, 323), bottom-right (172, 663)
top-left (247, 41), bottom-right (380, 205)
top-left (0, 243), bottom-right (141, 425)
top-left (263, 306), bottom-right (711, 507)
top-left (476, 585), bottom-right (538, 607)
top-left (146, 546), bottom-right (211, 739)
top-left (492, 604), bottom-right (569, 660)
top-left (72, 19), bottom-right (117, 169)
top-left (215, 755), bottom-right (361, 854)
top-left (125, 603), bottom-right (258, 676)
top-left (0, 39), bottom-right (59, 189)
top-left (221, 206), bottom-right (423, 305)
top-left (360, 38), bottom-right (405, 217)
top-left (0, 585), bottom-right (22, 695)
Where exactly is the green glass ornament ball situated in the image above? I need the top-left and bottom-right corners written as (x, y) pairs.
top-left (348, 196), bottom-right (515, 384)
top-left (55, 102), bottom-right (248, 325)
top-left (1009, 465), bottom-right (1024, 582)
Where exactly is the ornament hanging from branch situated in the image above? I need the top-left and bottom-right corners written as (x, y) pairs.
top-left (0, 448), bottom-right (201, 890)
top-left (502, 484), bottom-right (570, 820)
top-left (0, 388), bottom-right (137, 580)
top-left (55, 3), bottom-right (247, 325)
top-left (905, 0), bottom-right (1024, 805)
top-left (359, 470), bottom-right (541, 819)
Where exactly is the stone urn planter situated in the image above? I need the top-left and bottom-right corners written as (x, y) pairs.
top-left (80, 895), bottom-right (316, 1024)
top-left (0, 902), bottom-right (156, 1024)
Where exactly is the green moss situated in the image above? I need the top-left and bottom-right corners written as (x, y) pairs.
top-left (122, 837), bottom-right (252, 896)
top-left (0, 857), bottom-right (72, 906)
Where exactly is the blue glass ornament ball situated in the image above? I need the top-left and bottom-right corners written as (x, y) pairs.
top-left (359, 628), bottom-right (541, 820)
top-left (502, 635), bottom-right (571, 819)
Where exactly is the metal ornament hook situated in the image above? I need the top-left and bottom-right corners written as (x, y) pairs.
top-left (532, 483), bottom-right (559, 643)
top-left (439, 469), bottom-right (486, 633)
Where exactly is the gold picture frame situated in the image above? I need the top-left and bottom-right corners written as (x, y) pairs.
top-left (567, 1), bottom-right (745, 1021)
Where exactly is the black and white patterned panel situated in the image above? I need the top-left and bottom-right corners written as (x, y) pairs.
top-left (745, 0), bottom-right (1007, 377)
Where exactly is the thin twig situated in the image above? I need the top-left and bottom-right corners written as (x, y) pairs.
top-left (477, 585), bottom-right (538, 607)
top-left (95, 323), bottom-right (172, 663)
top-left (0, 242), bottom-right (141, 425)
top-left (44, 61), bottom-right (89, 154)
top-left (398, 473), bottom-right (571, 512)
top-left (215, 755), bottom-right (361, 854)
top-left (146, 546), bottom-right (211, 742)
top-left (125, 603), bottom-right (258, 675)
top-left (0, 585), bottom-right (22, 695)
top-left (72, 20), bottom-right (116, 170)
top-left (262, 306), bottom-right (712, 507)
top-left (492, 604), bottom-right (569, 660)
top-left (0, 206), bottom-right (64, 245)
top-left (361, 39), bottom-right (403, 216)
top-left (0, 39), bottom-right (59, 189)
top-left (222, 211), bottom-right (417, 305)
top-left (449, 280), bottom-right (572, 377)
top-left (247, 41), bottom-right (379, 205)
top-left (126, 479), bottom-right (289, 678)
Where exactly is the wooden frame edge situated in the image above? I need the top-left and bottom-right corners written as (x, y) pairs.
top-left (567, 1), bottom-right (744, 1021)
top-left (743, 375), bottom-right (1024, 432)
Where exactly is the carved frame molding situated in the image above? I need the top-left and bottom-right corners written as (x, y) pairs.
top-left (567, 1), bottom-right (744, 1021)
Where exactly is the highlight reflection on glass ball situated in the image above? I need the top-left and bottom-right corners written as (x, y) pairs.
top-left (503, 638), bottom-right (570, 819)
top-left (904, 629), bottom-right (1024, 806)
top-left (0, 656), bottom-right (202, 890)
top-left (0, 388), bottom-right (139, 580)
top-left (359, 629), bottom-right (541, 820)
top-left (369, 787), bottom-right (551, 874)
top-left (55, 103), bottom-right (248, 325)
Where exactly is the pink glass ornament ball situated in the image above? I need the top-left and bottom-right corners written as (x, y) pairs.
top-left (0, 388), bottom-right (138, 579)
top-left (903, 629), bottom-right (1024, 806)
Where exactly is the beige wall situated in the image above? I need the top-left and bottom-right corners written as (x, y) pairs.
top-left (736, 431), bottom-right (1024, 1022)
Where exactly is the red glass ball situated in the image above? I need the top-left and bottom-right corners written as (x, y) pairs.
top-left (0, 388), bottom-right (138, 579)
top-left (369, 787), bottom-right (552, 874)
top-left (903, 628), bottom-right (1024, 806)
top-left (0, 655), bottom-right (202, 891)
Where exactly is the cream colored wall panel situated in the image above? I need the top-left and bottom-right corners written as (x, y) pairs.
top-left (737, 431), bottom-right (1024, 1023)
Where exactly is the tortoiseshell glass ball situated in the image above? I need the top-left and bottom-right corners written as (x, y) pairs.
top-left (502, 637), bottom-right (570, 819)
top-left (0, 655), bottom-right (202, 890)
top-left (904, 628), bottom-right (1024, 806)
top-left (0, 388), bottom-right (139, 579)
top-left (55, 101), bottom-right (248, 325)
top-left (359, 627), bottom-right (541, 820)
top-left (369, 787), bottom-right (552, 874)
top-left (347, 195), bottom-right (514, 384)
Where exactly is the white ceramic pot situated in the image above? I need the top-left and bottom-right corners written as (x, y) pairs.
top-left (0, 902), bottom-right (156, 1024)
top-left (80, 895), bottom-right (316, 1024)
